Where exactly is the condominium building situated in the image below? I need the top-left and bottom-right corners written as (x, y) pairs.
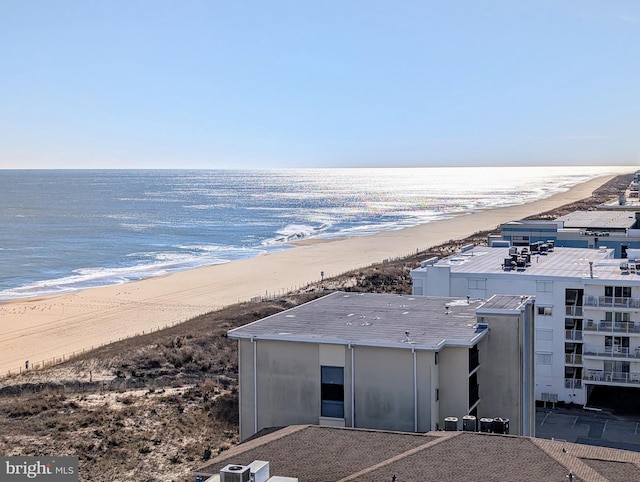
top-left (411, 244), bottom-right (640, 407)
top-left (228, 291), bottom-right (535, 441)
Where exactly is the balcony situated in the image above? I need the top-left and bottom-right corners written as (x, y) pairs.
top-left (565, 353), bottom-right (583, 365)
top-left (583, 345), bottom-right (640, 359)
top-left (584, 296), bottom-right (640, 309)
top-left (564, 378), bottom-right (582, 389)
top-left (584, 370), bottom-right (640, 385)
top-left (583, 320), bottom-right (640, 334)
top-left (565, 329), bottom-right (583, 341)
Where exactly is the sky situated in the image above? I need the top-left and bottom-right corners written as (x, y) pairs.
top-left (0, 1), bottom-right (638, 169)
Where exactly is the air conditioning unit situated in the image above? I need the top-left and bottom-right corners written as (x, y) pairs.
top-left (220, 464), bottom-right (251, 482)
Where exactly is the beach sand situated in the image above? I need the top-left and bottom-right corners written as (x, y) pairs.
top-left (0, 175), bottom-right (617, 375)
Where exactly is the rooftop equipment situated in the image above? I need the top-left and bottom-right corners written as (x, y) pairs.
top-left (220, 465), bottom-right (251, 482)
top-left (444, 417), bottom-right (459, 431)
top-left (462, 415), bottom-right (477, 432)
top-left (492, 417), bottom-right (510, 434)
top-left (479, 418), bottom-right (493, 433)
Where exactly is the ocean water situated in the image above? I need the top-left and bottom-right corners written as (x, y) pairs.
top-left (0, 166), bottom-right (628, 300)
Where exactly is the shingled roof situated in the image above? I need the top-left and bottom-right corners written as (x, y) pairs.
top-left (195, 425), bottom-right (640, 482)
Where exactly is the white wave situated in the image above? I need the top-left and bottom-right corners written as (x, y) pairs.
top-left (261, 223), bottom-right (331, 245)
top-left (0, 246), bottom-right (268, 300)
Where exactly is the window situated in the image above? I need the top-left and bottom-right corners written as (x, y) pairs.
top-left (321, 366), bottom-right (344, 418)
top-left (537, 281), bottom-right (553, 293)
top-left (605, 286), bottom-right (632, 298)
top-left (616, 312), bottom-right (631, 322)
top-left (536, 352), bottom-right (553, 365)
top-left (605, 336), bottom-right (629, 352)
top-left (537, 306), bottom-right (552, 316)
top-left (435, 388), bottom-right (439, 402)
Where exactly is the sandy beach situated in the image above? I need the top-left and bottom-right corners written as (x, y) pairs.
top-left (0, 175), bottom-right (618, 375)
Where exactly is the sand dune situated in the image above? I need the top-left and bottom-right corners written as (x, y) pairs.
top-left (0, 175), bottom-right (616, 375)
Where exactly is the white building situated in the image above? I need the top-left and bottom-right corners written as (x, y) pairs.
top-left (411, 244), bottom-right (640, 407)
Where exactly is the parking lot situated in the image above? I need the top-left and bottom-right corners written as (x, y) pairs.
top-left (536, 406), bottom-right (640, 451)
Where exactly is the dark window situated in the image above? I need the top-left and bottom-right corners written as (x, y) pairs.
top-left (321, 366), bottom-right (344, 418)
top-left (469, 345), bottom-right (479, 373)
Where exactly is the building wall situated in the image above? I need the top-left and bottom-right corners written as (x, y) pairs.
top-left (437, 346), bottom-right (469, 430)
top-left (353, 346), bottom-right (416, 432)
top-left (238, 339), bottom-right (468, 440)
top-left (238, 338), bottom-right (322, 441)
top-left (476, 304), bottom-right (536, 436)
top-left (238, 339), bottom-right (256, 441)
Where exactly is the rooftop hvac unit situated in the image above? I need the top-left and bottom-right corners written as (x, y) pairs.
top-left (248, 460), bottom-right (271, 482)
top-left (220, 464), bottom-right (251, 482)
top-left (479, 417), bottom-right (493, 433)
top-left (462, 415), bottom-right (477, 432)
top-left (492, 417), bottom-right (510, 434)
top-left (444, 417), bottom-right (458, 431)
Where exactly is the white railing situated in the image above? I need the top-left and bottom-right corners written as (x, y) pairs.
top-left (583, 320), bottom-right (640, 334)
top-left (584, 370), bottom-right (640, 384)
top-left (584, 295), bottom-right (640, 309)
top-left (565, 353), bottom-right (583, 364)
top-left (582, 344), bottom-right (640, 359)
top-left (565, 329), bottom-right (583, 341)
top-left (565, 305), bottom-right (583, 317)
top-left (565, 378), bottom-right (582, 389)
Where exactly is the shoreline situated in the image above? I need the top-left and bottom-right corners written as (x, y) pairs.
top-left (0, 174), bottom-right (621, 375)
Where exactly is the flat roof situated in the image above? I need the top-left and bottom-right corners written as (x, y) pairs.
top-left (228, 291), bottom-right (493, 349)
top-left (556, 210), bottom-right (637, 230)
top-left (412, 246), bottom-right (640, 282)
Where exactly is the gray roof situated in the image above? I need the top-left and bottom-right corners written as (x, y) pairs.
top-left (195, 425), bottom-right (640, 481)
top-left (556, 210), bottom-right (637, 230)
top-left (228, 291), bottom-right (489, 349)
top-left (413, 246), bottom-right (639, 282)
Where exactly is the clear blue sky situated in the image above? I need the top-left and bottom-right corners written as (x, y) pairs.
top-left (1, 1), bottom-right (638, 169)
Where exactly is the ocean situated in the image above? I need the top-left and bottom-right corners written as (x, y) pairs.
top-left (0, 166), bottom-right (628, 300)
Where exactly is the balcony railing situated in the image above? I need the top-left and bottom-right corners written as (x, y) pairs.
top-left (565, 329), bottom-right (583, 341)
top-left (584, 296), bottom-right (640, 309)
top-left (565, 378), bottom-right (582, 389)
top-left (565, 305), bottom-right (584, 317)
top-left (583, 344), bottom-right (640, 359)
top-left (565, 353), bottom-right (583, 364)
top-left (583, 320), bottom-right (640, 334)
top-left (584, 370), bottom-right (640, 385)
